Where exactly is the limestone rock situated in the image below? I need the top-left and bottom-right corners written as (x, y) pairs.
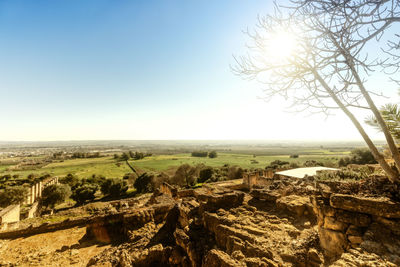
top-left (323, 216), bottom-right (348, 232)
top-left (250, 189), bottom-right (280, 202)
top-left (276, 195), bottom-right (313, 217)
top-left (330, 194), bottom-right (400, 218)
top-left (319, 226), bottom-right (347, 257)
top-left (334, 209), bottom-right (371, 227)
top-left (203, 249), bottom-right (244, 267)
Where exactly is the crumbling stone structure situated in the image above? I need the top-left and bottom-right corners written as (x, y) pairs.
top-left (0, 204), bottom-right (20, 231)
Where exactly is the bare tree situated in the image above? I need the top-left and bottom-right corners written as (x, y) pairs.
top-left (233, 0), bottom-right (400, 181)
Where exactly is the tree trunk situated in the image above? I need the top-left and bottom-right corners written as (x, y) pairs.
top-left (125, 160), bottom-right (139, 175)
top-left (349, 67), bottom-right (400, 174)
top-left (313, 70), bottom-right (399, 182)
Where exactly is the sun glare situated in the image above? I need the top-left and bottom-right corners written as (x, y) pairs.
top-left (265, 31), bottom-right (297, 61)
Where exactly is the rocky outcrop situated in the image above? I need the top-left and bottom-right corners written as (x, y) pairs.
top-left (313, 182), bottom-right (400, 265)
top-left (330, 194), bottom-right (400, 218)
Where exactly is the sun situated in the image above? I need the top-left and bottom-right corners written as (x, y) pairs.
top-left (265, 31), bottom-right (297, 61)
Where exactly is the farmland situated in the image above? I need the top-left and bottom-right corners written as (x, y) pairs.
top-left (0, 146), bottom-right (352, 180)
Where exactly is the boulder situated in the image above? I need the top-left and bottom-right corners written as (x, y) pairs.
top-left (330, 194), bottom-right (400, 218)
top-left (319, 226), bottom-right (347, 258)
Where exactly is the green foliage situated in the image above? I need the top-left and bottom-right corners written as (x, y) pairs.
top-left (59, 173), bottom-right (80, 188)
top-left (208, 151), bottom-right (217, 158)
top-left (120, 152), bottom-right (130, 161)
top-left (365, 103), bottom-right (400, 142)
top-left (172, 164), bottom-right (198, 187)
top-left (227, 166), bottom-right (244, 180)
top-left (338, 148), bottom-right (377, 167)
top-left (315, 166), bottom-right (374, 181)
top-left (267, 160), bottom-right (290, 169)
top-left (0, 186), bottom-right (28, 208)
top-left (71, 184), bottom-right (98, 205)
top-left (71, 152), bottom-right (101, 159)
top-left (303, 160), bottom-right (324, 167)
top-left (199, 167), bottom-right (214, 183)
top-left (350, 148), bottom-right (377, 164)
top-left (191, 151), bottom-right (208, 157)
top-left (134, 173), bottom-right (154, 193)
top-left (100, 178), bottom-right (128, 197)
top-left (41, 184), bottom-right (71, 209)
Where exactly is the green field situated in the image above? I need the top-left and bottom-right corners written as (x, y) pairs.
top-left (0, 150), bottom-right (349, 179)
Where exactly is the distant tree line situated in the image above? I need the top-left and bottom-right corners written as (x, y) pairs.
top-left (114, 151), bottom-right (152, 161)
top-left (191, 151), bottom-right (218, 158)
top-left (52, 151), bottom-right (103, 159)
top-left (71, 152), bottom-right (101, 159)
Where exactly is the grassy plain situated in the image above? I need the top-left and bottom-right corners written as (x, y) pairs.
top-left (0, 148), bottom-right (349, 179)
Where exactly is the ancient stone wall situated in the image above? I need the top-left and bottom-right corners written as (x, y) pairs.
top-left (312, 191), bottom-right (400, 264)
top-left (243, 170), bottom-right (275, 189)
top-left (0, 204), bottom-right (20, 231)
top-left (24, 176), bottom-right (59, 205)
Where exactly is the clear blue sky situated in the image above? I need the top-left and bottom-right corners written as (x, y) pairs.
top-left (0, 1), bottom-right (396, 141)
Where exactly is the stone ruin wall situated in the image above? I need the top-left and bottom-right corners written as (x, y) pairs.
top-left (0, 176), bottom-right (59, 230)
top-left (312, 189), bottom-right (400, 263)
top-left (0, 204), bottom-right (20, 231)
top-left (24, 176), bottom-right (59, 205)
top-left (243, 169), bottom-right (275, 189)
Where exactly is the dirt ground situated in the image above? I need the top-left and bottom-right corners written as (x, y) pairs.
top-left (0, 227), bottom-right (111, 267)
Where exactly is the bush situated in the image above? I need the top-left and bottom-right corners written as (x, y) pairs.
top-left (350, 148), bottom-right (377, 164)
top-left (191, 151), bottom-right (208, 157)
top-left (199, 167), bottom-right (214, 183)
top-left (208, 151), bottom-right (218, 158)
top-left (59, 173), bottom-right (80, 188)
top-left (100, 178), bottom-right (128, 197)
top-left (71, 184), bottom-right (98, 205)
top-left (41, 184), bottom-right (71, 209)
top-left (172, 164), bottom-right (198, 187)
top-left (134, 173), bottom-right (154, 193)
top-left (303, 160), bottom-right (324, 167)
top-left (0, 186), bottom-right (28, 208)
top-left (290, 154), bottom-right (299, 158)
top-left (267, 160), bottom-right (289, 169)
top-left (227, 166), bottom-right (244, 180)
top-left (338, 148), bottom-right (377, 167)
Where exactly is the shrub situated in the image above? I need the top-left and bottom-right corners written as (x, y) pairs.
top-left (267, 159), bottom-right (290, 169)
top-left (100, 178), bottom-right (128, 197)
top-left (172, 164), bottom-right (198, 187)
top-left (59, 173), bottom-right (80, 188)
top-left (208, 151), bottom-right (218, 158)
top-left (191, 151), bottom-right (208, 157)
top-left (71, 184), bottom-right (98, 205)
top-left (199, 167), bottom-right (214, 183)
top-left (134, 173), bottom-right (154, 193)
top-left (338, 148), bottom-right (377, 167)
top-left (227, 166), bottom-right (244, 180)
top-left (0, 186), bottom-right (28, 208)
top-left (303, 160), bottom-right (324, 167)
top-left (350, 148), bottom-right (377, 164)
top-left (41, 184), bottom-right (71, 209)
